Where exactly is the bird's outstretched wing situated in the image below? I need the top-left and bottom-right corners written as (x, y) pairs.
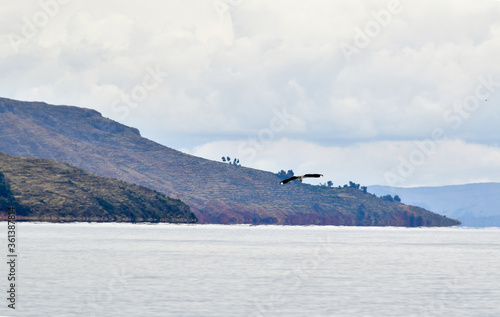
top-left (280, 176), bottom-right (299, 185)
top-left (303, 174), bottom-right (323, 178)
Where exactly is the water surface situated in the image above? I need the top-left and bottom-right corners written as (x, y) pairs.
top-left (1, 223), bottom-right (499, 316)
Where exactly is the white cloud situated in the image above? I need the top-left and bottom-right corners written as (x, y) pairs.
top-left (1, 0), bottom-right (500, 185)
top-left (189, 138), bottom-right (500, 187)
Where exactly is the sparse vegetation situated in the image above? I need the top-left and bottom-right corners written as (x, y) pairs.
top-left (319, 180), bottom-right (334, 187)
top-left (336, 181), bottom-right (367, 193)
top-left (380, 194), bottom-right (401, 203)
top-left (276, 169), bottom-right (294, 179)
top-left (222, 156), bottom-right (241, 166)
top-left (349, 181), bottom-right (360, 189)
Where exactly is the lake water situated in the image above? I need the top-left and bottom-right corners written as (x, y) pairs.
top-left (1, 223), bottom-right (499, 316)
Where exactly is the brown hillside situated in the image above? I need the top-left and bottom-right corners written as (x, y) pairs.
top-left (0, 97), bottom-right (460, 226)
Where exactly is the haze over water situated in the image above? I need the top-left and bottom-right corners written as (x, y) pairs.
top-left (1, 223), bottom-right (499, 316)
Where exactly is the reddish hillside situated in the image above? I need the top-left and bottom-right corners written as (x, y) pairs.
top-left (0, 97), bottom-right (460, 226)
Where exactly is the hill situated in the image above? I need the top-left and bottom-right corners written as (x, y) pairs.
top-left (0, 151), bottom-right (197, 223)
top-left (368, 184), bottom-right (500, 227)
top-left (0, 97), bottom-right (459, 226)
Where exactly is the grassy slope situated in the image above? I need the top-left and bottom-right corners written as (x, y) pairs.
top-left (0, 152), bottom-right (197, 223)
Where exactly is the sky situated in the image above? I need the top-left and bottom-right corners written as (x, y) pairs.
top-left (1, 0), bottom-right (500, 188)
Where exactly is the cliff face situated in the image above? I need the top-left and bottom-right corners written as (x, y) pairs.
top-left (0, 97), bottom-right (460, 226)
top-left (0, 152), bottom-right (197, 223)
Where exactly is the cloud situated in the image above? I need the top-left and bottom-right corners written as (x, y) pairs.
top-left (1, 0), bottom-right (500, 185)
top-left (189, 138), bottom-right (500, 187)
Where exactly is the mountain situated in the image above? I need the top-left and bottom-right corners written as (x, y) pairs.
top-left (368, 183), bottom-right (500, 227)
top-left (0, 97), bottom-right (459, 226)
top-left (0, 151), bottom-right (197, 223)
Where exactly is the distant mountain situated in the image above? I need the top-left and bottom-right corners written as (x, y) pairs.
top-left (0, 97), bottom-right (459, 226)
top-left (368, 183), bottom-right (500, 227)
top-left (0, 151), bottom-right (197, 223)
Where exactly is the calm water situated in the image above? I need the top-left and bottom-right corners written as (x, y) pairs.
top-left (1, 223), bottom-right (499, 316)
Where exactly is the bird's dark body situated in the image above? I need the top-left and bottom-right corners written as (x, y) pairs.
top-left (303, 174), bottom-right (322, 178)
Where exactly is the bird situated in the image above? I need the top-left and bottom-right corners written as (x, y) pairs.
top-left (280, 174), bottom-right (323, 185)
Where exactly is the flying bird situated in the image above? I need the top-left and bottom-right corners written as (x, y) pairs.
top-left (280, 174), bottom-right (323, 185)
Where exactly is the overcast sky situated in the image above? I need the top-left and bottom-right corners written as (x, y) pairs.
top-left (1, 0), bottom-right (500, 187)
